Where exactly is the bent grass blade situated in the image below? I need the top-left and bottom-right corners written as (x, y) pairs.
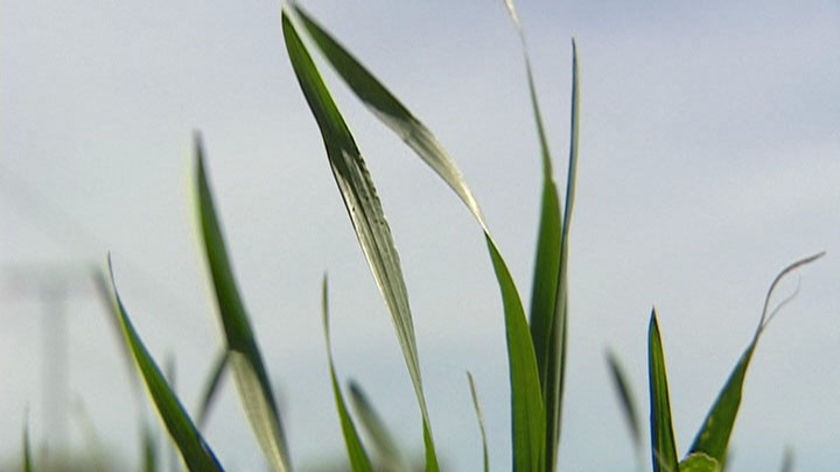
top-left (322, 277), bottom-right (375, 472)
top-left (104, 260), bottom-right (224, 472)
top-left (195, 136), bottom-right (292, 472)
top-left (648, 310), bottom-right (679, 472)
top-left (282, 11), bottom-right (440, 471)
top-left (287, 6), bottom-right (550, 470)
top-left (688, 252), bottom-right (825, 465)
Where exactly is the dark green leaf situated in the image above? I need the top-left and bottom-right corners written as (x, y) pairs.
top-left (322, 276), bottom-right (375, 472)
top-left (105, 260), bottom-right (223, 472)
top-left (282, 11), bottom-right (440, 471)
top-left (606, 349), bottom-right (642, 451)
top-left (648, 310), bottom-right (679, 472)
top-left (348, 381), bottom-right (405, 471)
top-left (195, 136), bottom-right (291, 472)
top-left (196, 350), bottom-right (229, 430)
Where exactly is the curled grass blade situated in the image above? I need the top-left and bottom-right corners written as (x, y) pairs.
top-left (606, 349), bottom-right (642, 452)
top-left (467, 372), bottom-right (490, 472)
top-left (286, 7), bottom-right (550, 470)
top-left (322, 276), bottom-right (375, 472)
top-left (348, 381), bottom-right (405, 471)
top-left (689, 252), bottom-right (825, 464)
top-left (648, 309), bottom-right (679, 472)
top-left (195, 135), bottom-right (291, 472)
top-left (196, 350), bottom-right (229, 430)
top-left (282, 11), bottom-right (440, 471)
top-left (104, 259), bottom-right (224, 472)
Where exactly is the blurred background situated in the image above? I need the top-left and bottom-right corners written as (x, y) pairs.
top-left (2, 0), bottom-right (839, 470)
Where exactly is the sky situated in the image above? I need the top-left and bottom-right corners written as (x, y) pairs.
top-left (1, 0), bottom-right (839, 470)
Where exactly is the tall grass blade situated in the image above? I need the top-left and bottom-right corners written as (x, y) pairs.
top-left (648, 309), bottom-right (679, 472)
top-left (196, 350), bottom-right (229, 430)
top-left (348, 381), bottom-right (405, 472)
top-left (142, 422), bottom-right (159, 472)
top-left (282, 12), bottom-right (440, 471)
top-left (322, 276), bottom-right (375, 472)
top-left (688, 252), bottom-right (825, 465)
top-left (195, 135), bottom-right (292, 472)
top-left (606, 349), bottom-right (642, 451)
top-left (467, 372), bottom-right (490, 472)
top-left (285, 8), bottom-right (549, 470)
top-left (104, 260), bottom-right (224, 472)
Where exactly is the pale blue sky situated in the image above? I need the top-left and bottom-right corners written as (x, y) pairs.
top-left (2, 1), bottom-right (839, 470)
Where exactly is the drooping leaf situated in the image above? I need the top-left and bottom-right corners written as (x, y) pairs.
top-left (194, 136), bottom-right (291, 472)
top-left (679, 452), bottom-right (721, 472)
top-left (196, 350), bottom-right (229, 430)
top-left (286, 7), bottom-right (550, 470)
top-left (467, 372), bottom-right (490, 472)
top-left (282, 12), bottom-right (440, 471)
top-left (688, 252), bottom-right (825, 465)
top-left (606, 349), bottom-right (642, 451)
top-left (648, 310), bottom-right (679, 472)
top-left (104, 260), bottom-right (224, 472)
top-left (322, 276), bottom-right (375, 472)
top-left (348, 381), bottom-right (405, 472)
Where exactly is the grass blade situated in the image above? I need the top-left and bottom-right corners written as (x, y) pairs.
top-left (679, 452), bottom-right (721, 472)
top-left (348, 381), bottom-right (405, 472)
top-left (285, 8), bottom-right (550, 470)
top-left (195, 135), bottom-right (291, 472)
top-left (104, 259), bottom-right (224, 472)
top-left (282, 12), bottom-right (440, 471)
top-left (141, 421), bottom-right (159, 472)
top-left (779, 446), bottom-right (794, 472)
top-left (322, 276), bottom-right (375, 472)
top-left (467, 372), bottom-right (490, 472)
top-left (688, 252), bottom-right (825, 464)
top-left (290, 4), bottom-right (485, 229)
top-left (648, 309), bottom-right (679, 472)
top-left (606, 349), bottom-right (642, 452)
top-left (23, 417), bottom-right (33, 472)
top-left (196, 350), bottom-right (229, 430)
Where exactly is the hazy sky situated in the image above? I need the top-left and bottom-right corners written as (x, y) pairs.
top-left (2, 1), bottom-right (839, 470)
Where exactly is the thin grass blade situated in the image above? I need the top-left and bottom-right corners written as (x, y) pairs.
top-left (348, 381), bottom-right (405, 472)
top-left (688, 252), bottom-right (825, 464)
top-left (141, 421), bottom-right (159, 472)
top-left (104, 260), bottom-right (223, 472)
top-left (282, 12), bottom-right (440, 471)
top-left (467, 372), bottom-right (490, 472)
top-left (779, 446), bottom-right (794, 472)
top-left (23, 417), bottom-right (33, 472)
top-left (196, 350), bottom-right (229, 430)
top-left (195, 136), bottom-right (291, 472)
top-left (606, 349), bottom-right (642, 451)
top-left (648, 310), bottom-right (679, 472)
top-left (285, 8), bottom-right (548, 470)
top-left (322, 276), bottom-right (375, 472)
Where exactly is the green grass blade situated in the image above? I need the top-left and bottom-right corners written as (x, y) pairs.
top-left (679, 453), bottom-right (721, 472)
top-left (194, 136), bottom-right (291, 472)
top-left (322, 276), bottom-right (375, 472)
top-left (196, 350), bottom-right (229, 430)
top-left (779, 446), bottom-right (794, 472)
top-left (285, 8), bottom-right (550, 471)
top-left (282, 12), bottom-right (440, 471)
top-left (290, 4), bottom-right (485, 229)
top-left (142, 421), bottom-right (159, 472)
top-left (104, 260), bottom-right (224, 472)
top-left (23, 417), bottom-right (33, 472)
top-left (467, 372), bottom-right (490, 472)
top-left (648, 310), bottom-right (679, 472)
top-left (486, 236), bottom-right (547, 472)
top-left (606, 349), bottom-right (642, 451)
top-left (688, 252), bottom-right (825, 464)
top-left (348, 381), bottom-right (405, 472)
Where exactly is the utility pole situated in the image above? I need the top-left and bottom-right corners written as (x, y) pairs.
top-left (3, 262), bottom-right (95, 461)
